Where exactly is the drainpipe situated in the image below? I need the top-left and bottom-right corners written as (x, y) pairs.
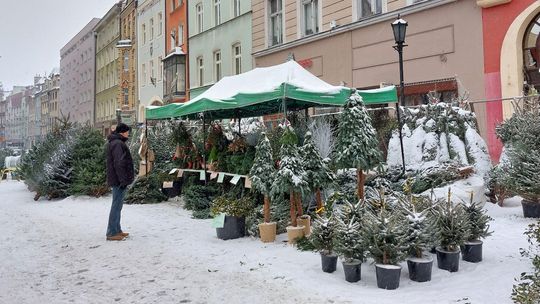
top-left (93, 31), bottom-right (98, 129)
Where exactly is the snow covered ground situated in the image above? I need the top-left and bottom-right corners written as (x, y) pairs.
top-left (0, 181), bottom-right (535, 304)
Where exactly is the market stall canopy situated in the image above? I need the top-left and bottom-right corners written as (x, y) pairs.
top-left (146, 60), bottom-right (397, 120)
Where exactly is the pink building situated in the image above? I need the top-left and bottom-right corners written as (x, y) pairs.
top-left (59, 18), bottom-right (100, 126)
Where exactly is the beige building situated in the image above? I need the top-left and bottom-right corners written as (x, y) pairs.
top-left (252, 0), bottom-right (487, 134)
top-left (117, 0), bottom-right (138, 126)
top-left (95, 2), bottom-right (122, 135)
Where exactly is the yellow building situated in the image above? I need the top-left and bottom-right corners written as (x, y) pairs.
top-left (95, 2), bottom-right (122, 135)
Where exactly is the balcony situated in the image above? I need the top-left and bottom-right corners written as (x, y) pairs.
top-left (476, 0), bottom-right (511, 8)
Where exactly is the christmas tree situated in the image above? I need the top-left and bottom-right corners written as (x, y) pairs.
top-left (271, 125), bottom-right (309, 227)
top-left (462, 196), bottom-right (492, 242)
top-left (124, 171), bottom-right (168, 205)
top-left (334, 215), bottom-right (365, 263)
top-left (69, 126), bottom-right (108, 197)
top-left (362, 190), bottom-right (408, 265)
top-left (41, 129), bottom-right (76, 199)
top-left (310, 214), bottom-right (336, 256)
top-left (432, 191), bottom-right (471, 251)
top-left (335, 92), bottom-right (381, 200)
top-left (301, 131), bottom-right (335, 210)
top-left (249, 133), bottom-right (275, 223)
top-left (398, 194), bottom-right (434, 258)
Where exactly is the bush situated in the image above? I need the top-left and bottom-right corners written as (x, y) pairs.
top-left (512, 221), bottom-right (540, 304)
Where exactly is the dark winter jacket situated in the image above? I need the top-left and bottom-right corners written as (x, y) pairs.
top-left (106, 133), bottom-right (135, 188)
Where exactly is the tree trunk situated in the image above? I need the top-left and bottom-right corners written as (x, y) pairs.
top-left (357, 168), bottom-right (365, 200)
top-left (290, 190), bottom-right (297, 227)
top-left (315, 188), bottom-right (323, 210)
top-left (295, 192), bottom-right (303, 217)
top-left (263, 195), bottom-right (271, 223)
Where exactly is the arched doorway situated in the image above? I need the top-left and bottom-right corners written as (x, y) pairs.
top-left (523, 13), bottom-right (540, 92)
top-left (500, 2), bottom-right (540, 118)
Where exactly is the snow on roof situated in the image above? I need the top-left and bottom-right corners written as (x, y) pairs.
top-left (163, 47), bottom-right (185, 61)
top-left (190, 60), bottom-right (346, 104)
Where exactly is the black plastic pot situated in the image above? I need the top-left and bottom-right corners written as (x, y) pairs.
top-left (216, 216), bottom-right (245, 240)
top-left (407, 257), bottom-right (433, 282)
top-left (320, 253), bottom-right (338, 273)
top-left (342, 260), bottom-right (361, 283)
top-left (161, 181), bottom-right (182, 198)
top-left (375, 264), bottom-right (401, 290)
top-left (436, 247), bottom-right (460, 272)
top-left (461, 240), bottom-right (483, 263)
top-left (522, 199), bottom-right (540, 218)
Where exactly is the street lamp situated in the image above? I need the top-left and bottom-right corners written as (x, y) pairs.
top-left (391, 14), bottom-right (407, 174)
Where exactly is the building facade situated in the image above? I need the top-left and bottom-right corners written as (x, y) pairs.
top-left (0, 83), bottom-right (5, 147)
top-left (95, 2), bottom-right (122, 135)
top-left (252, 0), bottom-right (488, 150)
top-left (478, 0), bottom-right (540, 161)
top-left (47, 72), bottom-right (61, 133)
top-left (59, 18), bottom-right (100, 126)
top-left (188, 0), bottom-right (253, 98)
top-left (118, 0), bottom-right (138, 126)
top-left (5, 87), bottom-right (27, 149)
top-left (137, 0), bottom-right (166, 122)
top-left (163, 0), bottom-right (188, 105)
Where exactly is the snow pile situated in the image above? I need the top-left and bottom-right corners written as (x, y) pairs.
top-left (387, 103), bottom-right (491, 179)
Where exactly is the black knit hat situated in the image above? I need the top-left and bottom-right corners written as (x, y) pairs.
top-left (115, 123), bottom-right (131, 134)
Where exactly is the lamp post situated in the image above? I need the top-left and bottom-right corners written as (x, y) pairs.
top-left (392, 14), bottom-right (407, 174)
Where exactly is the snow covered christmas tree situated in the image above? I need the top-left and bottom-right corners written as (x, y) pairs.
top-left (335, 92), bottom-right (381, 200)
top-left (271, 125), bottom-right (309, 227)
top-left (301, 131), bottom-right (335, 210)
top-left (249, 133), bottom-right (276, 223)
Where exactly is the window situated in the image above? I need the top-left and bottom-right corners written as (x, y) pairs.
top-left (214, 0), bottom-right (221, 25)
top-left (214, 50), bottom-right (222, 81)
top-left (302, 0), bottom-right (319, 36)
top-left (269, 0), bottom-right (283, 46)
top-left (150, 18), bottom-right (154, 40)
top-left (142, 63), bottom-right (147, 85)
top-left (123, 88), bottom-right (129, 105)
top-left (197, 56), bottom-right (204, 86)
top-left (357, 0), bottom-right (382, 19)
top-left (124, 52), bottom-right (129, 72)
top-left (142, 24), bottom-right (146, 44)
top-left (158, 56), bottom-right (163, 81)
top-left (196, 3), bottom-right (204, 33)
top-left (158, 13), bottom-right (163, 36)
top-left (171, 0), bottom-right (176, 10)
top-left (178, 25), bottom-right (184, 45)
top-left (233, 0), bottom-right (241, 17)
top-left (150, 60), bottom-right (155, 84)
top-left (171, 29), bottom-right (176, 50)
top-left (233, 43), bottom-right (241, 75)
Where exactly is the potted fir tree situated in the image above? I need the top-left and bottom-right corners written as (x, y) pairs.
top-left (363, 193), bottom-right (408, 290)
top-left (335, 93), bottom-right (381, 200)
top-left (432, 191), bottom-right (471, 272)
top-left (211, 195), bottom-right (253, 240)
top-left (399, 195), bottom-right (435, 282)
top-left (300, 131), bottom-right (335, 235)
top-left (334, 214), bottom-right (365, 282)
top-left (311, 214), bottom-right (338, 273)
top-left (249, 133), bottom-right (277, 243)
top-left (461, 195), bottom-right (493, 263)
top-left (272, 126), bottom-right (309, 244)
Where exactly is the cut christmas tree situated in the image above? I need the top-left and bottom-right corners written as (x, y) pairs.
top-left (301, 131), bottom-right (335, 210)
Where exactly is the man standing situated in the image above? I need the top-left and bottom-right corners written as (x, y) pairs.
top-left (106, 123), bottom-right (135, 241)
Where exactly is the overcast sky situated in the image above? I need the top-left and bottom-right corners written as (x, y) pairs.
top-left (0, 0), bottom-right (118, 91)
